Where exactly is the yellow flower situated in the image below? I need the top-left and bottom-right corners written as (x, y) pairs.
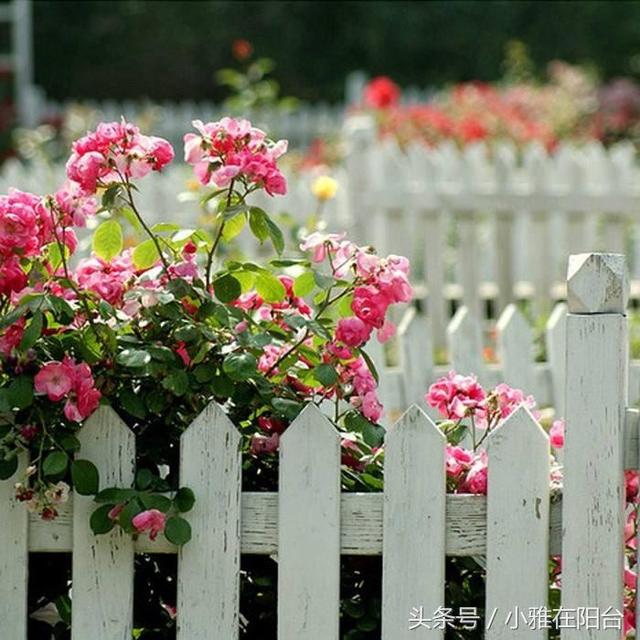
top-left (311, 175), bottom-right (338, 201)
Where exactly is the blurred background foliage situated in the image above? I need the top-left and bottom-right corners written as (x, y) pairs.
top-left (32, 0), bottom-right (640, 102)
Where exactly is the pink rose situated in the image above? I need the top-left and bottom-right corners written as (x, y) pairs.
top-left (549, 419), bottom-right (564, 450)
top-left (132, 509), bottom-right (166, 541)
top-left (250, 433), bottom-right (280, 455)
top-left (336, 316), bottom-right (372, 347)
top-left (426, 371), bottom-right (486, 420)
top-left (352, 286), bottom-right (388, 329)
top-left (34, 362), bottom-right (74, 402)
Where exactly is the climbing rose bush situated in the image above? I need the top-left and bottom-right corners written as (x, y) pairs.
top-left (425, 371), bottom-right (638, 639)
top-left (0, 117), bottom-right (411, 547)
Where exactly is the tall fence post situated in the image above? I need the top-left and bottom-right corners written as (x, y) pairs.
top-left (562, 253), bottom-right (628, 640)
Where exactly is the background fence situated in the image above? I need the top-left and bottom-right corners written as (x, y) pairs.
top-left (0, 252), bottom-right (635, 638)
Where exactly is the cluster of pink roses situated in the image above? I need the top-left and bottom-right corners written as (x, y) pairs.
top-left (34, 357), bottom-right (101, 422)
top-left (66, 120), bottom-right (174, 194)
top-left (426, 371), bottom-right (536, 428)
top-left (183, 117), bottom-right (287, 195)
top-left (301, 232), bottom-right (413, 348)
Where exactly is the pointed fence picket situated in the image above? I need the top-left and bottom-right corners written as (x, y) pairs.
top-left (485, 407), bottom-right (550, 639)
top-left (177, 402), bottom-right (241, 640)
top-left (278, 404), bottom-right (341, 640)
top-left (382, 405), bottom-right (446, 639)
top-left (1, 252), bottom-right (638, 638)
top-left (72, 406), bottom-right (135, 640)
top-left (0, 455), bottom-right (27, 640)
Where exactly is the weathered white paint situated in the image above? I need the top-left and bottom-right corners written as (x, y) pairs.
top-left (486, 407), bottom-right (550, 639)
top-left (545, 303), bottom-right (567, 418)
top-left (496, 304), bottom-right (535, 394)
top-left (447, 306), bottom-right (484, 382)
top-left (177, 402), bottom-right (241, 640)
top-left (0, 454), bottom-right (27, 639)
top-left (382, 406), bottom-right (445, 639)
top-left (72, 406), bottom-right (135, 640)
top-left (278, 404), bottom-right (340, 640)
top-left (562, 253), bottom-right (628, 640)
top-left (397, 306), bottom-right (433, 408)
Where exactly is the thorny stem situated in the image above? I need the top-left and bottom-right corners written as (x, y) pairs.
top-left (121, 179), bottom-right (171, 273)
top-left (205, 180), bottom-right (235, 291)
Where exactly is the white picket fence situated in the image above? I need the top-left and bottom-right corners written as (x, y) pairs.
top-left (37, 99), bottom-right (345, 149)
top-left (343, 116), bottom-right (640, 347)
top-left (0, 252), bottom-right (636, 639)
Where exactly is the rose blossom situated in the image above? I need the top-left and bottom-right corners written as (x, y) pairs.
top-left (132, 509), bottom-right (166, 541)
top-left (336, 317), bottom-right (372, 347)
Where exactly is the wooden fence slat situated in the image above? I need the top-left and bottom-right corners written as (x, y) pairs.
top-left (545, 303), bottom-right (567, 417)
top-left (177, 402), bottom-right (241, 640)
top-left (447, 306), bottom-right (485, 382)
top-left (278, 404), bottom-right (340, 640)
top-left (398, 306), bottom-right (433, 408)
top-left (72, 406), bottom-right (135, 640)
top-left (562, 253), bottom-right (628, 640)
top-left (382, 405), bottom-right (446, 639)
top-left (486, 407), bottom-right (550, 639)
top-left (496, 304), bottom-right (535, 393)
top-left (0, 455), bottom-right (28, 639)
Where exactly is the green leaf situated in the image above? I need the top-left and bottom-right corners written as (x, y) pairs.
top-left (272, 397), bottom-right (303, 420)
top-left (71, 459), bottom-right (99, 495)
top-left (223, 353), bottom-right (258, 380)
top-left (59, 434), bottom-right (81, 453)
top-left (139, 493), bottom-right (173, 513)
top-left (293, 271), bottom-right (315, 297)
top-left (174, 487), bottom-right (196, 513)
top-left (90, 504), bottom-right (116, 535)
top-left (92, 220), bottom-right (123, 262)
top-left (117, 349), bottom-right (151, 368)
top-left (314, 364), bottom-right (338, 386)
top-left (135, 468), bottom-right (155, 491)
top-left (18, 312), bottom-right (43, 352)
top-left (221, 213), bottom-right (246, 242)
top-left (120, 388), bottom-right (147, 419)
top-left (43, 451), bottom-right (68, 477)
top-left (0, 455), bottom-right (18, 480)
top-left (118, 498), bottom-right (145, 533)
top-left (94, 487), bottom-right (138, 504)
top-left (264, 215), bottom-right (285, 254)
top-left (362, 422), bottom-right (386, 447)
top-left (164, 516), bottom-right (192, 545)
top-left (213, 274), bottom-right (241, 303)
top-left (101, 184), bottom-right (122, 209)
top-left (7, 376), bottom-right (33, 410)
top-left (248, 207), bottom-right (270, 242)
top-left (358, 349), bottom-right (380, 384)
top-left (132, 239), bottom-right (160, 269)
top-left (47, 295), bottom-right (75, 324)
top-left (249, 208), bottom-right (285, 254)
top-left (255, 272), bottom-right (286, 303)
top-left (161, 370), bottom-right (189, 396)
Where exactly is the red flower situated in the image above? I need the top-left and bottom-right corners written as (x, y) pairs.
top-left (364, 76), bottom-right (401, 109)
top-left (232, 39), bottom-right (253, 61)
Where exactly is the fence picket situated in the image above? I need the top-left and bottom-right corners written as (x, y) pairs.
top-left (496, 304), bottom-right (535, 394)
top-left (177, 402), bottom-right (242, 639)
top-left (0, 455), bottom-right (27, 639)
top-left (447, 306), bottom-right (485, 382)
top-left (398, 306), bottom-right (433, 407)
top-left (562, 253), bottom-right (628, 640)
top-left (278, 404), bottom-right (341, 640)
top-left (72, 406), bottom-right (135, 639)
top-left (382, 405), bottom-right (446, 639)
top-left (486, 406), bottom-right (550, 639)
top-left (545, 303), bottom-right (567, 417)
